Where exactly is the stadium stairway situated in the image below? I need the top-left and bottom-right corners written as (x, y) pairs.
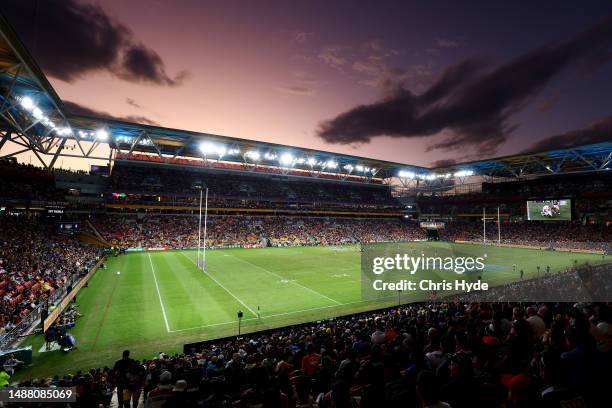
top-left (79, 220), bottom-right (111, 247)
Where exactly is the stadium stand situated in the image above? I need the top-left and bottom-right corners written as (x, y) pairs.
top-left (92, 215), bottom-right (425, 249)
top-left (12, 296), bottom-right (611, 407)
top-left (107, 161), bottom-right (401, 213)
top-left (0, 215), bottom-right (100, 344)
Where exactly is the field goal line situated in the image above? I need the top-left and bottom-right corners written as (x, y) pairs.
top-left (179, 251), bottom-right (258, 317)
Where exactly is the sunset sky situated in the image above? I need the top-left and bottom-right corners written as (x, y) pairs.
top-left (2, 0), bottom-right (612, 168)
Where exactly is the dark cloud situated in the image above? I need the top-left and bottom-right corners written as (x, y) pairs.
top-left (430, 158), bottom-right (457, 168)
top-left (118, 44), bottom-right (189, 86)
top-left (276, 85), bottom-right (315, 96)
top-left (125, 98), bottom-right (142, 109)
top-left (522, 114), bottom-right (612, 153)
top-left (1, 0), bottom-right (188, 86)
top-left (63, 100), bottom-right (159, 126)
top-left (318, 15), bottom-right (612, 157)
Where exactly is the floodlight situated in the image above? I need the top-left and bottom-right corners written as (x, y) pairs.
top-left (20, 96), bottom-right (35, 111)
top-left (246, 150), bottom-right (261, 161)
top-left (344, 164), bottom-right (354, 171)
top-left (453, 170), bottom-right (474, 178)
top-left (355, 165), bottom-right (364, 172)
top-left (57, 127), bottom-right (72, 136)
top-left (32, 107), bottom-right (43, 120)
top-left (199, 142), bottom-right (216, 154)
top-left (199, 142), bottom-right (226, 157)
top-left (264, 152), bottom-right (277, 160)
top-left (280, 153), bottom-right (294, 165)
top-left (95, 129), bottom-right (109, 140)
top-left (398, 170), bottom-right (415, 178)
top-left (325, 160), bottom-right (338, 169)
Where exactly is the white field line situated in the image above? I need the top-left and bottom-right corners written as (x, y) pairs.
top-left (168, 294), bottom-right (399, 333)
top-left (147, 252), bottom-right (171, 333)
top-left (179, 251), bottom-right (258, 317)
top-left (224, 252), bottom-right (342, 305)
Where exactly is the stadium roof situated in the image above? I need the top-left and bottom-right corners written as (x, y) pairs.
top-left (0, 12), bottom-right (610, 182)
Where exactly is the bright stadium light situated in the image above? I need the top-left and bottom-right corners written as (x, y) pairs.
top-left (453, 169), bottom-right (474, 177)
top-left (371, 168), bottom-right (377, 174)
top-left (355, 165), bottom-right (364, 172)
top-left (398, 170), bottom-right (415, 178)
top-left (200, 142), bottom-right (226, 157)
top-left (216, 145), bottom-right (227, 158)
top-left (95, 129), bottom-right (109, 140)
top-left (264, 152), bottom-right (277, 160)
top-left (32, 107), bottom-right (43, 120)
top-left (245, 150), bottom-right (261, 161)
top-left (199, 142), bottom-right (216, 154)
top-left (20, 96), bottom-right (35, 111)
top-left (307, 157), bottom-right (317, 166)
top-left (56, 127), bottom-right (73, 136)
top-left (344, 164), bottom-right (354, 171)
top-left (228, 148), bottom-right (240, 155)
top-left (325, 160), bottom-right (338, 169)
top-left (280, 153), bottom-right (294, 165)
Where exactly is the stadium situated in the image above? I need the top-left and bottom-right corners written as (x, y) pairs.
top-left (0, 3), bottom-right (611, 407)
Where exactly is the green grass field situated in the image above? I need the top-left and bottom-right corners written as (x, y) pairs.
top-left (16, 242), bottom-right (608, 380)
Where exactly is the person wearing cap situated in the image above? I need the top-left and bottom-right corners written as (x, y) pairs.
top-left (145, 370), bottom-right (173, 408)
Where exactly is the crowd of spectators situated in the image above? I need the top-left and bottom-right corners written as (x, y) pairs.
top-left (93, 215), bottom-right (426, 249)
top-left (440, 221), bottom-right (611, 252)
top-left (449, 263), bottom-right (611, 303)
top-left (14, 293), bottom-right (611, 407)
top-left (93, 214), bottom-right (610, 252)
top-left (0, 215), bottom-right (100, 338)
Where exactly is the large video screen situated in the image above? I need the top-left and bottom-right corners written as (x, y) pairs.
top-left (527, 199), bottom-right (572, 221)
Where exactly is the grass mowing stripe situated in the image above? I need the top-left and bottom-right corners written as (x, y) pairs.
top-left (147, 252), bottom-right (171, 332)
top-left (225, 251), bottom-right (342, 305)
top-left (179, 251), bottom-right (258, 317)
top-left (90, 271), bottom-right (120, 351)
